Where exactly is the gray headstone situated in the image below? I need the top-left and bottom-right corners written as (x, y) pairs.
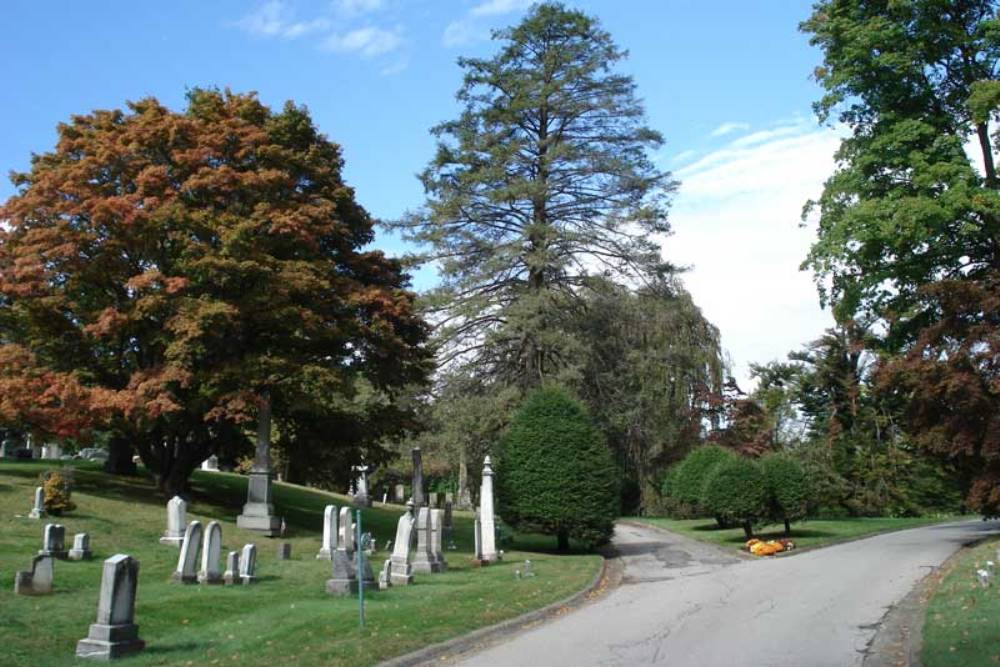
top-left (411, 448), bottom-right (425, 507)
top-left (474, 509), bottom-right (483, 561)
top-left (389, 501), bottom-right (416, 585)
top-left (327, 508), bottom-right (357, 595)
top-left (197, 521), bottom-right (223, 584)
top-left (394, 484), bottom-right (405, 503)
top-left (237, 470), bottom-right (281, 536)
top-left (39, 523), bottom-right (67, 558)
top-left (159, 496), bottom-right (186, 546)
top-left (75, 554), bottom-right (144, 660)
top-left (316, 504), bottom-right (338, 560)
top-left (276, 543), bottom-right (292, 560)
top-left (69, 532), bottom-right (93, 561)
top-left (351, 465), bottom-right (372, 508)
top-left (223, 551), bottom-right (240, 585)
top-left (171, 521), bottom-right (202, 583)
top-left (239, 544), bottom-right (257, 585)
top-left (430, 508), bottom-right (447, 570)
top-left (412, 507), bottom-right (440, 573)
top-left (429, 492), bottom-right (440, 509)
top-left (378, 559), bottom-right (392, 590)
top-left (28, 486), bottom-right (45, 519)
top-left (338, 507), bottom-right (354, 555)
top-left (14, 554), bottom-right (53, 595)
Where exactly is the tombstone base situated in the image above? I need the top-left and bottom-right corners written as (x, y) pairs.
top-left (315, 548), bottom-right (332, 560)
top-left (38, 549), bottom-right (68, 560)
top-left (235, 509), bottom-right (281, 536)
top-left (351, 494), bottom-right (372, 508)
top-left (158, 533), bottom-right (184, 547)
top-left (76, 623), bottom-right (145, 661)
top-left (28, 509), bottom-right (45, 519)
top-left (471, 558), bottom-right (491, 568)
top-left (240, 575), bottom-right (256, 586)
top-left (69, 549), bottom-right (93, 561)
top-left (169, 572), bottom-right (197, 584)
top-left (197, 572), bottom-right (223, 585)
top-left (411, 558), bottom-right (442, 574)
top-left (223, 572), bottom-right (237, 585)
top-left (325, 578), bottom-right (358, 595)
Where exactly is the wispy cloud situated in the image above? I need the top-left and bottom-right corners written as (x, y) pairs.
top-left (235, 1), bottom-right (330, 39)
top-left (335, 0), bottom-right (385, 16)
top-left (442, 0), bottom-right (530, 47)
top-left (709, 121), bottom-right (750, 138)
top-left (661, 120), bottom-right (847, 388)
top-left (323, 26), bottom-right (402, 58)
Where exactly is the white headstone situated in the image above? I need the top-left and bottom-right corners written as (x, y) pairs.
top-left (316, 504), bottom-right (338, 560)
top-left (75, 554), bottom-right (145, 660)
top-left (28, 486), bottom-right (45, 519)
top-left (479, 456), bottom-right (499, 562)
top-left (69, 532), bottom-right (92, 561)
top-left (389, 501), bottom-right (416, 585)
top-left (197, 521), bottom-right (223, 584)
top-left (338, 507), bottom-right (354, 555)
top-left (239, 543), bottom-right (257, 585)
top-left (172, 521), bottom-right (203, 583)
top-left (223, 551), bottom-right (240, 585)
top-left (39, 523), bottom-right (67, 558)
top-left (160, 496), bottom-right (186, 546)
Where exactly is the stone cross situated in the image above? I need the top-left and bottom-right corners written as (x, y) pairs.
top-left (479, 456), bottom-right (499, 562)
top-left (159, 496), bottom-right (186, 546)
top-left (351, 465), bottom-right (372, 508)
top-left (172, 521), bottom-right (203, 583)
top-left (389, 500), bottom-right (417, 585)
top-left (76, 554), bottom-right (145, 660)
top-left (14, 554), bottom-right (53, 595)
top-left (223, 551), bottom-right (240, 585)
top-left (197, 521), bottom-right (223, 584)
top-left (239, 544), bottom-right (257, 585)
top-left (411, 447), bottom-right (425, 507)
top-left (69, 533), bottom-right (93, 561)
top-left (39, 523), bottom-right (68, 558)
top-left (412, 507), bottom-right (439, 573)
top-left (28, 486), bottom-right (45, 519)
top-left (430, 508), bottom-right (447, 571)
top-left (317, 504), bottom-right (338, 560)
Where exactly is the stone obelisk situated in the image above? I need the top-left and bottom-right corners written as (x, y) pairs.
top-left (479, 455), bottom-right (499, 562)
top-left (237, 391), bottom-right (281, 536)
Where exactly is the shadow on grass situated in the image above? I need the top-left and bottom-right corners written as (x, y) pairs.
top-left (145, 642), bottom-right (205, 655)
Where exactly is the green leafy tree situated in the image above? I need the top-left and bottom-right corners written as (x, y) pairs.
top-left (394, 2), bottom-right (676, 387)
top-left (667, 445), bottom-right (737, 510)
top-left (497, 386), bottom-right (618, 550)
top-left (760, 453), bottom-right (811, 534)
top-left (702, 457), bottom-right (768, 539)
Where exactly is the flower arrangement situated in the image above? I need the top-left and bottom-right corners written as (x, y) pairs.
top-left (745, 538), bottom-right (795, 556)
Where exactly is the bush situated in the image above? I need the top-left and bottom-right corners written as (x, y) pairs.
top-left (760, 453), bottom-right (810, 533)
top-left (666, 445), bottom-right (737, 517)
top-left (40, 469), bottom-right (76, 515)
top-left (702, 457), bottom-right (767, 538)
top-left (497, 386), bottom-right (618, 550)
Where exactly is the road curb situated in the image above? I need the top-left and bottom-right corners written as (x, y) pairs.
top-left (378, 551), bottom-right (616, 667)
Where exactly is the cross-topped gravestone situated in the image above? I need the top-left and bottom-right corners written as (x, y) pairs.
top-left (171, 521), bottom-right (202, 583)
top-left (76, 554), bottom-right (145, 660)
top-left (159, 496), bottom-right (186, 546)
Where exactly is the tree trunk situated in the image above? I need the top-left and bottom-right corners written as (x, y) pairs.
top-left (557, 528), bottom-right (570, 551)
top-left (784, 518), bottom-right (792, 535)
top-left (977, 121), bottom-right (997, 188)
top-left (103, 433), bottom-right (137, 475)
top-left (742, 521), bottom-right (754, 540)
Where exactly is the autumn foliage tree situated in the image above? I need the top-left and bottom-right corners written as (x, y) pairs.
top-left (0, 89), bottom-right (430, 495)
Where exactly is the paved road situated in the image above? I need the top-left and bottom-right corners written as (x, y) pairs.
top-left (450, 519), bottom-right (1000, 667)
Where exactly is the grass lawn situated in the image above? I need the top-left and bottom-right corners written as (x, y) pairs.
top-left (0, 460), bottom-right (601, 667)
top-left (630, 515), bottom-right (960, 552)
top-left (922, 536), bottom-right (1000, 667)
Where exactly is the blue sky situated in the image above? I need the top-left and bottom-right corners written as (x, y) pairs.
top-left (1, 0), bottom-right (841, 386)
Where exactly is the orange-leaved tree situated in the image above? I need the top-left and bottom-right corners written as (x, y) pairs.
top-left (0, 89), bottom-right (430, 495)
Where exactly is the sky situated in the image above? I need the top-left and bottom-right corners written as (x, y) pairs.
top-left (1, 0), bottom-right (842, 388)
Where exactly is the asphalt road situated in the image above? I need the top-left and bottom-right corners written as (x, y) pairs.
top-left (449, 518), bottom-right (1000, 667)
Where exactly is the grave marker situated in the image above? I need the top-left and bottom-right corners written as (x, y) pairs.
top-left (75, 554), bottom-right (145, 660)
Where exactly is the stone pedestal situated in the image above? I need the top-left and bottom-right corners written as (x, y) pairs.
top-left (76, 554), bottom-right (145, 661)
top-left (237, 471), bottom-right (281, 536)
top-left (325, 549), bottom-right (357, 595)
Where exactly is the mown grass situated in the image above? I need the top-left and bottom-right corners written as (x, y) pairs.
top-left (631, 515), bottom-right (959, 552)
top-left (922, 536), bottom-right (1000, 667)
top-left (0, 460), bottom-right (601, 666)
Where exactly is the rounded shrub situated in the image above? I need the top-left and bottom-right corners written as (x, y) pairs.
top-left (497, 386), bottom-right (618, 550)
top-left (761, 453), bottom-right (810, 533)
top-left (41, 469), bottom-right (76, 515)
top-left (669, 445), bottom-right (737, 506)
top-left (702, 457), bottom-right (767, 538)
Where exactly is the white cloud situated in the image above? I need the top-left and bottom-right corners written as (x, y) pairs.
top-left (670, 149), bottom-right (698, 164)
top-left (335, 0), bottom-right (384, 16)
top-left (470, 0), bottom-right (532, 17)
top-left (443, 0), bottom-right (530, 47)
top-left (323, 26), bottom-right (402, 57)
top-left (709, 121), bottom-right (750, 138)
top-left (443, 19), bottom-right (476, 47)
top-left (662, 121), bottom-right (847, 389)
top-left (235, 1), bottom-right (331, 39)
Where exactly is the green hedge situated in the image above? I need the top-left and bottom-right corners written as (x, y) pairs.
top-left (702, 457), bottom-right (768, 538)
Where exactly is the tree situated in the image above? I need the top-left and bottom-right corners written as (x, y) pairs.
top-left (760, 453), bottom-right (810, 534)
top-left (801, 0), bottom-right (1000, 344)
top-left (702, 457), bottom-right (768, 539)
top-left (0, 89), bottom-right (430, 496)
top-left (497, 386), bottom-right (618, 550)
top-left (667, 445), bottom-right (737, 510)
top-left (394, 2), bottom-right (676, 387)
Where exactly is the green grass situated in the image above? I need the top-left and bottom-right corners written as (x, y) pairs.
top-left (0, 460), bottom-right (601, 666)
top-left (630, 515), bottom-right (959, 552)
top-left (922, 536), bottom-right (1000, 667)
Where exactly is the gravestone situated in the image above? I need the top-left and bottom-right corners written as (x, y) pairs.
top-left (276, 543), bottom-right (292, 560)
top-left (69, 533), bottom-right (93, 561)
top-left (171, 521), bottom-right (203, 583)
top-left (39, 523), bottom-right (68, 558)
top-left (200, 455), bottom-right (219, 472)
top-left (412, 507), bottom-right (439, 573)
top-left (411, 447), bottom-right (425, 507)
top-left (389, 501), bottom-right (416, 585)
top-left (479, 456), bottom-right (499, 562)
top-left (28, 486), bottom-right (45, 519)
top-left (378, 559), bottom-right (392, 590)
top-left (159, 496), bottom-right (186, 546)
top-left (394, 484), bottom-right (405, 504)
top-left (239, 544), bottom-right (257, 585)
top-left (326, 508), bottom-right (357, 595)
top-left (41, 443), bottom-right (62, 459)
top-left (236, 398), bottom-right (281, 536)
top-left (473, 509), bottom-right (483, 562)
top-left (197, 521), bottom-right (223, 584)
top-left (428, 492), bottom-right (440, 509)
top-left (75, 554), bottom-right (145, 660)
top-left (445, 492), bottom-right (454, 505)
top-left (317, 504), bottom-right (338, 560)
top-left (223, 551), bottom-right (240, 585)
top-left (14, 555), bottom-right (53, 595)
top-left (444, 501), bottom-right (456, 550)
top-left (430, 508), bottom-right (447, 571)
top-left (351, 465), bottom-right (372, 508)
